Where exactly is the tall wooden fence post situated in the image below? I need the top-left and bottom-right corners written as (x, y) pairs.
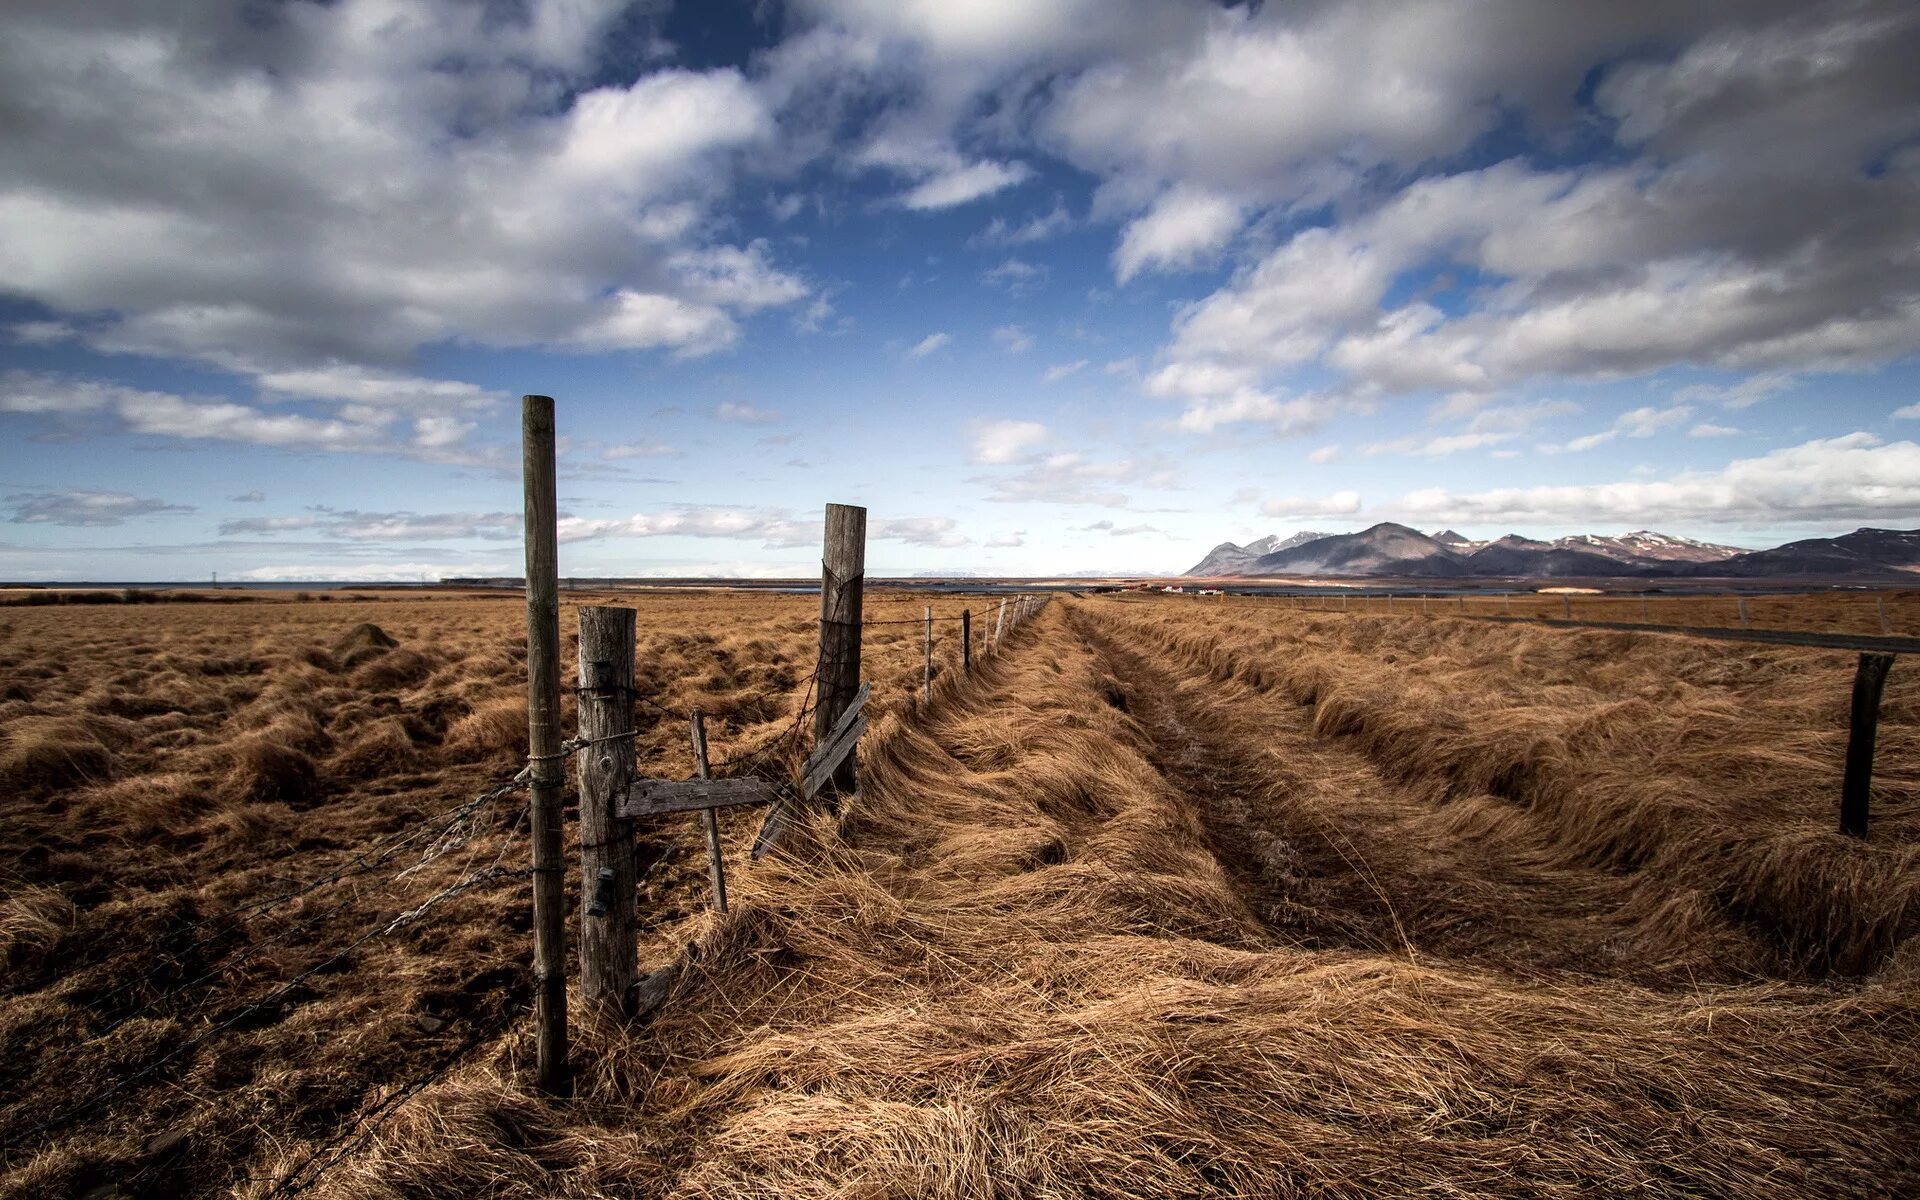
top-left (815, 504), bottom-right (866, 798)
top-left (576, 605), bottom-right (638, 1017)
top-left (1877, 595), bottom-right (1890, 635)
top-left (994, 599), bottom-right (1007, 645)
top-left (923, 606), bottom-right (933, 702)
top-left (1562, 594), bottom-right (1572, 620)
top-left (521, 395), bottom-right (570, 1095)
top-left (1842, 653), bottom-right (1895, 838)
top-left (962, 609), bottom-right (972, 672)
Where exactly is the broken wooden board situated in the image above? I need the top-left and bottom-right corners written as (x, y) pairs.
top-left (619, 777), bottom-right (781, 818)
top-left (800, 713), bottom-right (867, 801)
top-left (754, 682), bottom-right (873, 859)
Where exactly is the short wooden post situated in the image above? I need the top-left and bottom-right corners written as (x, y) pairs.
top-left (1504, 592), bottom-right (1511, 613)
top-left (1457, 595), bottom-right (1465, 613)
top-left (1738, 596), bottom-right (1751, 629)
top-left (521, 395), bottom-right (570, 1095)
top-left (1841, 653), bottom-right (1894, 838)
top-left (576, 605), bottom-right (638, 1016)
top-left (689, 711), bottom-right (727, 912)
top-left (1561, 594), bottom-right (1572, 620)
top-left (1387, 593), bottom-right (1394, 613)
top-left (962, 609), bottom-right (972, 672)
top-left (815, 504), bottom-right (866, 797)
top-left (1877, 595), bottom-right (1890, 635)
top-left (922, 606), bottom-right (933, 702)
top-left (994, 599), bottom-right (1007, 645)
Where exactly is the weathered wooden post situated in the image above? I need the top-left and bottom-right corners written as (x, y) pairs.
top-left (521, 395), bottom-right (570, 1095)
top-left (576, 605), bottom-right (638, 1016)
top-left (994, 599), bottom-right (1007, 645)
top-left (1457, 595), bottom-right (1465, 613)
top-left (1878, 595), bottom-right (1892, 636)
top-left (1387, 593), bottom-right (1394, 613)
top-left (962, 609), bottom-right (972, 672)
top-left (1842, 653), bottom-right (1895, 838)
top-left (689, 711), bottom-right (727, 912)
top-left (923, 605), bottom-right (933, 702)
top-left (815, 503), bottom-right (866, 797)
top-left (1562, 594), bottom-right (1572, 620)
top-left (1738, 596), bottom-right (1751, 629)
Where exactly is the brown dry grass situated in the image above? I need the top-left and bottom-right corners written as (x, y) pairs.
top-left (1, 590), bottom-right (1915, 1198)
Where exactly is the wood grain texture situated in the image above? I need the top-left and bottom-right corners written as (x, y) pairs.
top-left (521, 394), bottom-right (569, 1094)
top-left (576, 604), bottom-right (637, 1016)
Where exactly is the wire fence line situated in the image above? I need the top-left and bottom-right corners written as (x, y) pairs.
top-left (16, 592), bottom-right (1054, 1189)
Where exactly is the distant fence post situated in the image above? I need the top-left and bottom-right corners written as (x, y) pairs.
top-left (815, 504), bottom-right (866, 798)
top-left (923, 605), bottom-right (933, 702)
top-left (994, 598), bottom-right (1007, 644)
top-left (962, 609), bottom-right (972, 672)
top-left (1738, 596), bottom-right (1751, 629)
top-left (1562, 594), bottom-right (1572, 620)
top-left (1841, 653), bottom-right (1895, 838)
top-left (521, 395), bottom-right (570, 1095)
top-left (576, 605), bottom-right (638, 1016)
top-left (1878, 595), bottom-right (1891, 636)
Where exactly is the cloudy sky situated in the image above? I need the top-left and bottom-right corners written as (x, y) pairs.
top-left (2, 0), bottom-right (1918, 580)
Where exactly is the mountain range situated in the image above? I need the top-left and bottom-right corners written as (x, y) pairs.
top-left (1185, 525), bottom-right (1920, 579)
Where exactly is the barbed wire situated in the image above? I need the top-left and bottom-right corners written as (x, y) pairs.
top-left (76, 771), bottom-right (531, 1030)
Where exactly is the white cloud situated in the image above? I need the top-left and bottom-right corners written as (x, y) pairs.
top-left (1689, 422), bottom-right (1742, 438)
top-left (981, 258), bottom-right (1047, 292)
top-left (603, 442), bottom-right (681, 460)
top-left (975, 201), bottom-right (1073, 246)
top-left (1113, 187), bottom-right (1244, 282)
top-left (0, 4), bottom-right (802, 375)
top-left (1674, 374), bottom-right (1796, 410)
top-left (1399, 433), bottom-right (1920, 526)
top-left (1307, 444), bottom-right (1341, 464)
top-left (555, 505), bottom-right (962, 551)
top-left (716, 401), bottom-right (781, 424)
top-left (560, 507), bottom-right (814, 547)
top-left (1261, 491), bottom-right (1363, 518)
top-left (908, 332), bottom-right (952, 358)
top-left (980, 451), bottom-right (1177, 507)
top-left (1895, 403), bottom-right (1920, 420)
top-left (899, 159), bottom-right (1032, 209)
top-left (5, 489), bottom-right (193, 527)
top-left (1363, 431), bottom-right (1518, 458)
top-left (1541, 404), bottom-right (1692, 453)
top-left (873, 516), bottom-right (969, 548)
top-left (1042, 360), bottom-right (1089, 383)
top-left (220, 508), bottom-right (520, 541)
top-left (992, 325), bottom-right (1035, 353)
top-left (969, 419), bottom-right (1049, 464)
top-left (231, 490), bottom-right (266, 503)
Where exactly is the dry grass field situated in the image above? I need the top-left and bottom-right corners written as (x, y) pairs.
top-left (2, 589), bottom-right (1916, 1197)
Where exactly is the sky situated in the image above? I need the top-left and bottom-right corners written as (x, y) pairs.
top-left (1, 0), bottom-right (1918, 581)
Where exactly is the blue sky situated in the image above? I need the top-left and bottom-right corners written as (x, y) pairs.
top-left (2, 0), bottom-right (1918, 580)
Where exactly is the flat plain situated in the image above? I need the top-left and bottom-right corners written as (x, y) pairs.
top-left (1, 589), bottom-right (1915, 1198)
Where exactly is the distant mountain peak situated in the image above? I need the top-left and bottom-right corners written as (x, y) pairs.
top-left (1178, 524), bottom-right (1913, 579)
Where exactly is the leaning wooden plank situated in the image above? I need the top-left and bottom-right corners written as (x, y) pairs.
top-left (619, 777), bottom-right (781, 818)
top-left (749, 795), bottom-right (793, 860)
top-left (801, 713), bottom-right (868, 801)
top-left (819, 681), bottom-right (870, 745)
top-left (757, 681), bottom-right (872, 859)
